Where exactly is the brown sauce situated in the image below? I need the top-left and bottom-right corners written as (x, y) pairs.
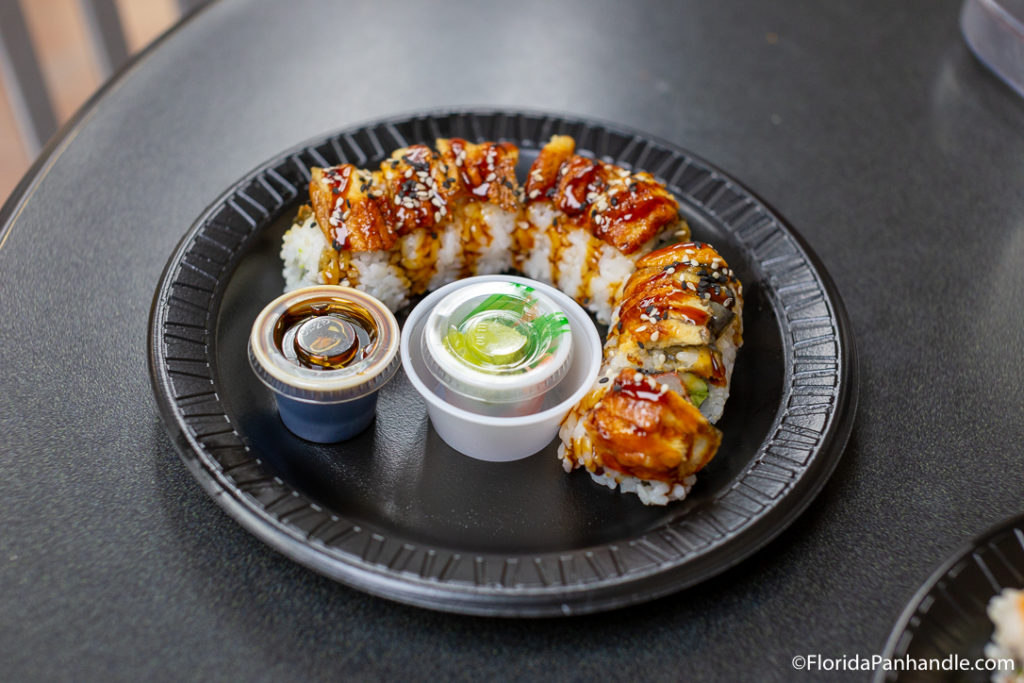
top-left (546, 217), bottom-right (565, 285)
top-left (579, 235), bottom-right (601, 303)
top-left (615, 379), bottom-right (671, 406)
top-left (273, 296), bottom-right (378, 371)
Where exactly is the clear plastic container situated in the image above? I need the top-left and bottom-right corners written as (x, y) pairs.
top-left (962, 0), bottom-right (1024, 98)
top-left (421, 280), bottom-right (573, 416)
top-left (401, 275), bottom-right (602, 462)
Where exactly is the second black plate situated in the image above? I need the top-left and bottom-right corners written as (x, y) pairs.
top-left (148, 109), bottom-right (857, 616)
top-left (877, 513), bottom-right (1024, 682)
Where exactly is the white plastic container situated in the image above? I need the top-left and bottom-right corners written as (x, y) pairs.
top-left (401, 275), bottom-right (602, 462)
top-left (962, 0), bottom-right (1024, 98)
top-left (421, 280), bottom-right (574, 417)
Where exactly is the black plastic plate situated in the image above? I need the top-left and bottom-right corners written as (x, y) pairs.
top-left (876, 513), bottom-right (1024, 682)
top-left (148, 109), bottom-right (857, 616)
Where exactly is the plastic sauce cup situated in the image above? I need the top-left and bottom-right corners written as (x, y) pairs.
top-left (248, 285), bottom-right (400, 443)
top-left (422, 280), bottom-right (573, 417)
top-left (401, 275), bottom-right (602, 462)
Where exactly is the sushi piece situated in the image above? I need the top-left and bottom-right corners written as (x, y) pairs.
top-left (558, 368), bottom-right (721, 505)
top-left (515, 135), bottom-right (690, 323)
top-left (604, 241), bottom-right (743, 423)
top-left (987, 588), bottom-right (1024, 682)
top-left (280, 139), bottom-right (521, 311)
top-left (558, 240), bottom-right (743, 505)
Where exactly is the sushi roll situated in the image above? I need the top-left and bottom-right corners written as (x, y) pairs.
top-left (987, 588), bottom-right (1024, 682)
top-left (558, 368), bottom-right (722, 505)
top-left (280, 139), bottom-right (521, 312)
top-left (514, 135), bottom-right (690, 323)
top-left (558, 240), bottom-right (743, 505)
top-left (603, 241), bottom-right (743, 424)
top-left (280, 136), bottom-right (746, 505)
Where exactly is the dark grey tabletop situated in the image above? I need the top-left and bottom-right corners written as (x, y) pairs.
top-left (2, 0), bottom-right (1022, 680)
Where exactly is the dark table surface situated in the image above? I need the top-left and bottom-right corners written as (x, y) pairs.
top-left (2, 0), bottom-right (1022, 680)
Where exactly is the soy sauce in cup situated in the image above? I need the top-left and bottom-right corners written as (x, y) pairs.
top-left (248, 286), bottom-right (399, 442)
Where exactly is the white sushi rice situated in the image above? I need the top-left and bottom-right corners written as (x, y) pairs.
top-left (280, 214), bottom-right (410, 312)
top-left (589, 470), bottom-right (696, 506)
top-left (475, 205), bottom-right (516, 275)
top-left (520, 203), bottom-right (557, 285)
top-left (427, 223), bottom-right (463, 291)
top-left (344, 251), bottom-right (410, 312)
top-left (986, 589), bottom-right (1024, 682)
top-left (280, 215), bottom-right (327, 291)
top-left (557, 412), bottom-right (696, 506)
top-left (526, 202), bottom-right (558, 233)
top-left (587, 241), bottom-right (637, 324)
top-left (555, 228), bottom-right (588, 303)
top-left (520, 233), bottom-right (553, 285)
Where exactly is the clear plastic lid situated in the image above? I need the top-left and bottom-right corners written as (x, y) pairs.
top-left (248, 286), bottom-right (400, 404)
top-left (421, 280), bottom-right (573, 404)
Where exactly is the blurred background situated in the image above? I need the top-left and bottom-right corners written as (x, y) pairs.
top-left (0, 0), bottom-right (200, 203)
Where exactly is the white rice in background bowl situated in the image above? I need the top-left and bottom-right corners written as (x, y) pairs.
top-left (987, 588), bottom-right (1024, 682)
